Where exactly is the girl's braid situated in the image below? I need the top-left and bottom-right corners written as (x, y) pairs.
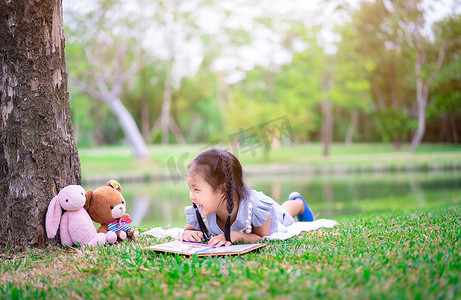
top-left (193, 203), bottom-right (210, 241)
top-left (221, 152), bottom-right (235, 243)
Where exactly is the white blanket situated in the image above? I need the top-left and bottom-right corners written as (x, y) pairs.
top-left (141, 219), bottom-right (338, 241)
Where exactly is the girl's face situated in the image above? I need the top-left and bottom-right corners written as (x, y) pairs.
top-left (187, 172), bottom-right (224, 216)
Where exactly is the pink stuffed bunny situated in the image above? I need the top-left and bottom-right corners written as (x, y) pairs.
top-left (45, 185), bottom-right (110, 247)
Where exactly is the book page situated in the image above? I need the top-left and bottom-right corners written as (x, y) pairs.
top-left (144, 241), bottom-right (266, 256)
top-left (145, 241), bottom-right (212, 254)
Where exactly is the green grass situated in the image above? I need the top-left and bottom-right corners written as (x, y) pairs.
top-left (78, 143), bottom-right (461, 182)
top-left (1, 205), bottom-right (460, 299)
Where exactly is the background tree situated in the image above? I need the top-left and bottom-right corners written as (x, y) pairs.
top-left (62, 0), bottom-right (460, 149)
top-left (145, 0), bottom-right (206, 145)
top-left (349, 0), bottom-right (413, 148)
top-left (427, 16), bottom-right (461, 143)
top-left (0, 0), bottom-right (80, 250)
top-left (374, 0), bottom-right (461, 152)
top-left (214, 2), bottom-right (344, 155)
top-left (396, 0), bottom-right (459, 153)
top-left (65, 0), bottom-right (150, 158)
top-left (333, 23), bottom-right (373, 146)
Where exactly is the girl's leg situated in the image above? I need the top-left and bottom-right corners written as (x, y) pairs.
top-left (281, 198), bottom-right (305, 217)
top-left (281, 192), bottom-right (314, 222)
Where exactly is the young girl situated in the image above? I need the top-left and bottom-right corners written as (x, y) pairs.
top-left (182, 148), bottom-right (314, 247)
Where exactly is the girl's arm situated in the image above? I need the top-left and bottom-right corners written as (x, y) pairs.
top-left (181, 224), bottom-right (203, 242)
top-left (208, 216), bottom-right (271, 247)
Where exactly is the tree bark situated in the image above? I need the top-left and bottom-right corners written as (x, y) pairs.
top-left (140, 68), bottom-right (150, 143)
top-left (321, 64), bottom-right (335, 157)
top-left (409, 32), bottom-right (447, 153)
top-left (409, 76), bottom-right (427, 153)
top-left (170, 118), bottom-right (186, 144)
top-left (161, 65), bottom-right (172, 145)
top-left (451, 113), bottom-right (459, 144)
top-left (321, 100), bottom-right (334, 157)
top-left (370, 78), bottom-right (386, 110)
top-left (103, 96), bottom-right (149, 158)
top-left (74, 70), bottom-right (149, 158)
top-left (71, 37), bottom-right (150, 159)
top-left (0, 0), bottom-right (81, 251)
top-left (388, 52), bottom-right (399, 110)
top-left (345, 110), bottom-right (358, 146)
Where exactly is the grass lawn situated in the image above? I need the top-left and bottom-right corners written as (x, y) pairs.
top-left (78, 143), bottom-right (461, 183)
top-left (1, 205), bottom-right (460, 299)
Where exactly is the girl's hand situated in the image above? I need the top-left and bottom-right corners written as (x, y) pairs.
top-left (181, 230), bottom-right (203, 242)
top-left (208, 234), bottom-right (232, 247)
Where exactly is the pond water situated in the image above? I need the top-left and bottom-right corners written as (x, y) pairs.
top-left (84, 170), bottom-right (461, 228)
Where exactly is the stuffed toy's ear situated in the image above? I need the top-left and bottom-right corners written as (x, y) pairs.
top-left (84, 190), bottom-right (93, 210)
top-left (45, 195), bottom-right (62, 239)
top-left (107, 180), bottom-right (122, 193)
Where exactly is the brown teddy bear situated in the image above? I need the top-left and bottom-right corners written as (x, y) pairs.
top-left (84, 180), bottom-right (139, 243)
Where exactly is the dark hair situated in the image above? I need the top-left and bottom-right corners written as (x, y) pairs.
top-left (188, 148), bottom-right (249, 242)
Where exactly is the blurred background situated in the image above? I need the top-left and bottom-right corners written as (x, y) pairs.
top-left (62, 0), bottom-right (461, 227)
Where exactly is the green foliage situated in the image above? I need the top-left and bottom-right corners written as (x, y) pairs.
top-left (69, 91), bottom-right (125, 147)
top-left (339, 0), bottom-right (417, 145)
top-left (63, 0), bottom-right (461, 147)
top-left (333, 22), bottom-right (373, 112)
top-left (271, 45), bottom-right (328, 141)
top-left (176, 71), bottom-right (224, 143)
top-left (428, 34), bottom-right (461, 117)
top-left (373, 109), bottom-right (412, 143)
top-left (221, 52), bottom-right (323, 143)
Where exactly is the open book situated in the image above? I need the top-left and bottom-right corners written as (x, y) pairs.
top-left (144, 241), bottom-right (266, 257)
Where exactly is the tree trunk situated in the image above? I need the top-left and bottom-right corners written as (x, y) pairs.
top-left (321, 64), bottom-right (335, 157)
top-left (409, 36), bottom-right (428, 154)
top-left (370, 78), bottom-right (386, 110)
top-left (451, 113), bottom-right (459, 144)
top-left (161, 66), bottom-right (172, 145)
top-left (170, 118), bottom-right (186, 144)
top-left (0, 0), bottom-right (81, 251)
top-left (389, 52), bottom-right (399, 110)
top-left (141, 96), bottom-right (150, 143)
top-left (409, 77), bottom-right (427, 153)
top-left (321, 100), bottom-right (334, 157)
top-left (77, 81), bottom-right (149, 158)
top-left (345, 110), bottom-right (358, 146)
top-left (105, 96), bottom-right (149, 158)
top-left (409, 22), bottom-right (447, 153)
top-left (140, 68), bottom-right (150, 143)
